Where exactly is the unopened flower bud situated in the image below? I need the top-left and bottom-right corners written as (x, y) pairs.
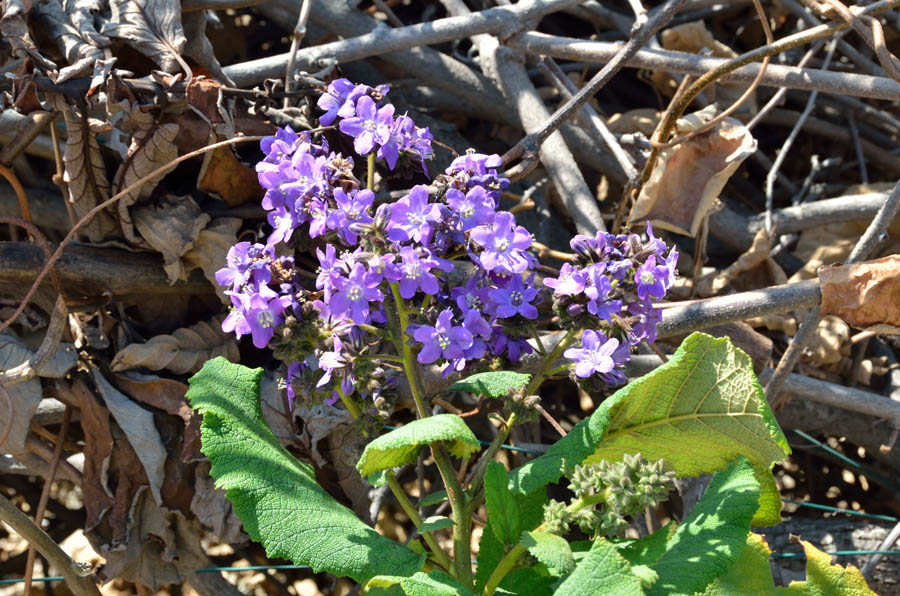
top-left (374, 203), bottom-right (392, 232)
top-left (349, 221), bottom-right (374, 236)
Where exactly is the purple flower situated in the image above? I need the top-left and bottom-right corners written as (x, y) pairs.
top-left (387, 185), bottom-right (443, 244)
top-left (412, 309), bottom-right (473, 364)
top-left (397, 246), bottom-right (441, 299)
top-left (328, 188), bottom-right (374, 245)
top-left (489, 275), bottom-right (539, 319)
top-left (317, 335), bottom-right (347, 388)
top-left (491, 330), bottom-right (532, 363)
top-left (315, 244), bottom-right (341, 300)
top-left (628, 300), bottom-right (661, 344)
top-left (329, 263), bottom-right (384, 322)
top-left (267, 204), bottom-right (302, 246)
top-left (215, 242), bottom-right (273, 290)
top-left (285, 360), bottom-right (306, 409)
top-left (469, 211), bottom-right (532, 274)
top-left (223, 290), bottom-right (289, 349)
top-left (446, 186), bottom-right (494, 231)
top-left (543, 263), bottom-right (586, 296)
top-left (378, 113), bottom-right (411, 170)
top-left (317, 78), bottom-right (356, 125)
top-left (260, 126), bottom-right (301, 163)
top-left (583, 264), bottom-right (622, 321)
top-left (339, 95), bottom-right (394, 155)
top-left (306, 198), bottom-right (331, 238)
top-left (635, 255), bottom-right (670, 301)
top-left (564, 330), bottom-right (621, 379)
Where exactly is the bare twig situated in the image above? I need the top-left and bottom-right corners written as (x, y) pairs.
top-left (767, 177), bottom-right (900, 408)
top-left (283, 0), bottom-right (312, 109)
top-left (0, 492), bottom-right (101, 596)
top-left (820, 0), bottom-right (900, 82)
top-left (501, 0), bottom-right (688, 172)
top-left (23, 407), bottom-right (72, 596)
top-left (764, 38), bottom-right (839, 233)
top-left (747, 40), bottom-right (827, 130)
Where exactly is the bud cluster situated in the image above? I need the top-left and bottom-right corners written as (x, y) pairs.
top-left (542, 453), bottom-right (676, 539)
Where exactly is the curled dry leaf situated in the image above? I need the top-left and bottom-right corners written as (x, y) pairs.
top-left (131, 195), bottom-right (211, 283)
top-left (71, 377), bottom-right (116, 530)
top-left (111, 314), bottom-right (239, 375)
top-left (805, 316), bottom-right (851, 367)
top-left (0, 332), bottom-right (77, 456)
top-left (50, 94), bottom-right (121, 242)
top-left (190, 461), bottom-right (248, 544)
top-left (182, 217), bottom-right (242, 302)
top-left (92, 368), bottom-right (167, 505)
top-left (111, 103), bottom-right (180, 242)
top-left (102, 0), bottom-right (187, 73)
top-left (629, 107), bottom-right (757, 237)
top-left (181, 10), bottom-right (234, 85)
top-left (197, 140), bottom-right (263, 207)
top-left (820, 255), bottom-right (900, 333)
top-left (64, 0), bottom-right (109, 47)
top-left (0, 0), bottom-right (57, 72)
top-left (31, 0), bottom-right (104, 82)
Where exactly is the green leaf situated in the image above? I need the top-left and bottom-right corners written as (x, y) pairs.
top-left (365, 570), bottom-right (475, 596)
top-left (485, 461), bottom-right (521, 545)
top-left (187, 357), bottom-right (423, 584)
top-left (648, 458), bottom-right (760, 596)
top-left (449, 371), bottom-right (531, 398)
top-left (694, 532), bottom-right (779, 596)
top-left (357, 414), bottom-right (480, 476)
top-left (552, 537), bottom-right (646, 596)
top-left (617, 522), bottom-right (676, 568)
top-left (419, 516), bottom-right (454, 534)
top-left (511, 333), bottom-right (789, 526)
top-left (419, 489), bottom-right (447, 507)
top-left (782, 540), bottom-right (878, 596)
top-left (475, 489), bottom-right (555, 596)
top-left (521, 531), bottom-right (576, 577)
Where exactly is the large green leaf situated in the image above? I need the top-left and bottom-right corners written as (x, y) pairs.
top-left (365, 570), bottom-right (475, 596)
top-left (617, 522), bottom-right (676, 568)
top-left (521, 531), bottom-right (575, 577)
top-left (485, 461), bottom-right (521, 545)
top-left (511, 333), bottom-right (789, 526)
top-left (648, 458), bottom-right (760, 596)
top-left (782, 540), bottom-right (878, 596)
top-left (188, 357), bottom-right (423, 584)
top-left (695, 532), bottom-right (779, 596)
top-left (449, 371), bottom-right (531, 398)
top-left (357, 414), bottom-right (479, 476)
top-left (552, 537), bottom-right (645, 596)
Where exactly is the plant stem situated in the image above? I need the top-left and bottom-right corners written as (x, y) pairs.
top-left (467, 412), bottom-right (517, 498)
top-left (367, 152), bottom-right (375, 191)
top-left (335, 385), bottom-right (361, 420)
top-left (389, 282), bottom-right (428, 418)
top-left (386, 472), bottom-right (454, 572)
top-left (431, 443), bottom-right (474, 590)
top-left (525, 328), bottom-right (577, 395)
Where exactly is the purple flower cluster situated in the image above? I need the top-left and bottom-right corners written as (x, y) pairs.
top-left (544, 225), bottom-right (677, 385)
top-left (217, 76), bottom-right (679, 411)
top-left (318, 78), bottom-right (433, 171)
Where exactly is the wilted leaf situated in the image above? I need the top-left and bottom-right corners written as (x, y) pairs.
top-left (182, 217), bottom-right (242, 301)
top-left (820, 255), bottom-right (900, 334)
top-left (111, 104), bottom-right (179, 242)
top-left (131, 195), bottom-right (211, 283)
top-left (182, 10), bottom-right (234, 85)
top-left (92, 368), bottom-right (167, 505)
top-left (112, 314), bottom-right (239, 375)
top-left (0, 0), bottom-right (57, 72)
top-left (65, 0), bottom-right (109, 46)
top-left (629, 109), bottom-right (757, 237)
top-left (50, 95), bottom-right (120, 242)
top-left (102, 0), bottom-right (187, 73)
top-left (190, 460), bottom-right (248, 544)
top-left (0, 332), bottom-right (77, 456)
top-left (32, 0), bottom-right (105, 82)
top-left (71, 378), bottom-right (115, 531)
top-left (197, 141), bottom-right (263, 207)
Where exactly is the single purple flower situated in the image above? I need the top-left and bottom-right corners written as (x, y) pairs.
top-left (267, 204), bottom-right (302, 246)
top-left (446, 186), bottom-right (494, 231)
top-left (316, 78), bottom-right (357, 125)
top-left (412, 309), bottom-right (473, 364)
top-left (635, 255), bottom-right (670, 301)
top-left (306, 198), bottom-right (331, 238)
top-left (489, 274), bottom-right (539, 319)
top-left (339, 95), bottom-right (394, 155)
top-left (328, 188), bottom-right (374, 245)
top-left (469, 211), bottom-right (532, 274)
top-left (491, 330), bottom-right (532, 363)
top-left (260, 126), bottom-right (301, 163)
top-left (378, 113), bottom-right (411, 170)
top-left (564, 330), bottom-right (620, 379)
top-left (329, 263), bottom-right (384, 322)
top-left (387, 185), bottom-right (443, 244)
top-left (628, 300), bottom-right (661, 344)
top-left (317, 335), bottom-right (347, 388)
top-left (397, 246), bottom-right (441, 299)
top-left (284, 360), bottom-right (306, 409)
top-left (239, 292), bottom-right (288, 349)
top-left (543, 262), bottom-right (586, 296)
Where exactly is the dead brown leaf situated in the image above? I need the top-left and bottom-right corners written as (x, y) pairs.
top-left (820, 255), bottom-right (900, 333)
top-left (197, 142), bottom-right (264, 207)
top-left (71, 377), bottom-right (115, 531)
top-left (190, 460), bottom-right (248, 544)
top-left (0, 0), bottom-right (58, 72)
top-left (182, 217), bottom-right (242, 302)
top-left (101, 0), bottom-right (187, 73)
top-left (629, 108), bottom-right (757, 237)
top-left (131, 194), bottom-right (211, 282)
top-left (50, 94), bottom-right (121, 242)
top-left (111, 104), bottom-right (180, 242)
top-left (31, 0), bottom-right (105, 82)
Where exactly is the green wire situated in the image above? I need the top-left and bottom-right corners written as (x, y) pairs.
top-left (792, 429), bottom-right (900, 492)
top-left (781, 498), bottom-right (899, 522)
top-left (772, 550), bottom-right (900, 559)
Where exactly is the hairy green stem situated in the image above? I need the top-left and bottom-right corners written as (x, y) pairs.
top-left (335, 385), bottom-right (361, 419)
top-left (367, 152), bottom-right (375, 191)
top-left (389, 282), bottom-right (428, 418)
top-left (386, 472), bottom-right (454, 572)
top-left (467, 412), bottom-right (518, 498)
top-left (525, 328), bottom-right (578, 395)
top-left (431, 444), bottom-right (474, 590)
